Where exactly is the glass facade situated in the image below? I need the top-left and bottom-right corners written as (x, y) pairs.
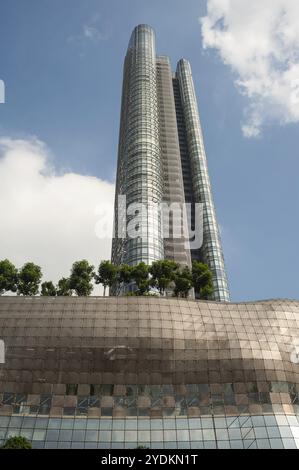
top-left (111, 25), bottom-right (230, 301)
top-left (112, 25), bottom-right (164, 269)
top-left (176, 59), bottom-right (230, 301)
top-left (0, 296), bottom-right (299, 449)
top-left (1, 414), bottom-right (298, 449)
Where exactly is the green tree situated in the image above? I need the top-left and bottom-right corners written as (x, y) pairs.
top-left (0, 259), bottom-right (18, 295)
top-left (69, 260), bottom-right (95, 296)
top-left (2, 436), bottom-right (32, 449)
top-left (192, 261), bottom-right (214, 299)
top-left (199, 283), bottom-right (214, 300)
top-left (149, 259), bottom-right (179, 295)
top-left (95, 260), bottom-right (117, 296)
top-left (17, 262), bottom-right (42, 296)
top-left (56, 277), bottom-right (72, 296)
top-left (173, 266), bottom-right (193, 298)
top-left (41, 281), bottom-right (57, 296)
top-left (131, 262), bottom-right (150, 295)
top-left (117, 264), bottom-right (133, 288)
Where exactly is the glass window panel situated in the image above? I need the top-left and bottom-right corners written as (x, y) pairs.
top-left (270, 438), bottom-right (284, 449)
top-left (112, 420), bottom-right (125, 430)
top-left (214, 417), bottom-right (226, 427)
top-left (125, 430), bottom-right (137, 442)
top-left (0, 417), bottom-right (10, 427)
top-left (85, 442), bottom-right (98, 449)
top-left (189, 419), bottom-right (202, 429)
top-left (33, 430), bottom-right (46, 441)
top-left (46, 430), bottom-right (60, 441)
top-left (254, 427), bottom-right (267, 438)
top-left (6, 428), bottom-right (19, 438)
top-left (74, 419), bottom-right (87, 429)
top-left (72, 430), bottom-right (85, 441)
top-left (99, 430), bottom-right (112, 441)
top-left (275, 415), bottom-right (288, 426)
top-left (216, 428), bottom-right (228, 440)
top-left (86, 420), bottom-right (100, 430)
top-left (267, 426), bottom-right (280, 438)
top-left (48, 419), bottom-right (61, 429)
top-left (35, 418), bottom-right (49, 428)
top-left (9, 417), bottom-right (23, 427)
top-left (176, 419), bottom-right (188, 429)
top-left (281, 438), bottom-right (296, 448)
top-left (204, 441), bottom-right (217, 449)
top-left (218, 441), bottom-right (230, 449)
top-left (164, 430), bottom-right (176, 441)
top-left (138, 419), bottom-right (151, 430)
top-left (57, 442), bottom-right (72, 449)
top-left (151, 430), bottom-right (163, 441)
top-left (112, 431), bottom-right (125, 442)
top-left (99, 420), bottom-right (112, 430)
top-left (19, 429), bottom-right (33, 440)
top-left (256, 438), bottom-right (270, 449)
top-left (252, 416), bottom-right (265, 427)
top-left (60, 419), bottom-right (74, 430)
top-left (228, 428), bottom-right (242, 440)
top-left (85, 430), bottom-right (99, 442)
top-left (279, 426), bottom-right (293, 438)
top-left (138, 430), bottom-right (150, 441)
top-left (151, 420), bottom-right (163, 429)
top-left (202, 429), bottom-right (215, 440)
top-left (230, 440), bottom-right (244, 449)
top-left (22, 417), bottom-right (36, 428)
top-left (201, 418), bottom-right (213, 428)
top-left (264, 416), bottom-right (277, 426)
top-left (125, 420), bottom-right (138, 430)
top-left (71, 442), bottom-right (84, 449)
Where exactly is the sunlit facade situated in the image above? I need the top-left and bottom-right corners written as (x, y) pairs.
top-left (111, 25), bottom-right (229, 301)
top-left (0, 297), bottom-right (299, 449)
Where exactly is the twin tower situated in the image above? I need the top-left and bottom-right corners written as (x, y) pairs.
top-left (111, 24), bottom-right (230, 302)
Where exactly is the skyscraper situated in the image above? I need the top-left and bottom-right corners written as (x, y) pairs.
top-left (111, 24), bottom-right (230, 302)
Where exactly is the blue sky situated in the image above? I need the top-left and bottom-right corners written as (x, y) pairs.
top-left (0, 0), bottom-right (298, 301)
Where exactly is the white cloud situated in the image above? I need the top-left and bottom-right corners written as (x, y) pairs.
top-left (201, 0), bottom-right (299, 137)
top-left (0, 137), bottom-right (114, 293)
top-left (83, 25), bottom-right (108, 42)
top-left (68, 14), bottom-right (109, 44)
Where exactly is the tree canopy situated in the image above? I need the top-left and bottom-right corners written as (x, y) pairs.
top-left (17, 262), bottom-right (42, 296)
top-left (2, 436), bottom-right (32, 449)
top-left (69, 260), bottom-right (95, 297)
top-left (0, 258), bottom-right (214, 299)
top-left (41, 281), bottom-right (57, 297)
top-left (0, 259), bottom-right (18, 295)
top-left (149, 259), bottom-right (179, 295)
top-left (95, 260), bottom-right (117, 296)
top-left (192, 260), bottom-right (214, 299)
top-left (56, 277), bottom-right (72, 296)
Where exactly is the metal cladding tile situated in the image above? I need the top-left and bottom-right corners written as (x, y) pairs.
top-left (0, 297), bottom-right (299, 396)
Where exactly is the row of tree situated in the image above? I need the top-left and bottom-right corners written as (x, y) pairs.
top-left (0, 259), bottom-right (93, 297)
top-left (98, 259), bottom-right (213, 299)
top-left (0, 258), bottom-right (213, 299)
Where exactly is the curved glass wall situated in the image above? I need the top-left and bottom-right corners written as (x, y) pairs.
top-left (176, 59), bottom-right (230, 302)
top-left (1, 414), bottom-right (298, 449)
top-left (112, 25), bottom-right (164, 268)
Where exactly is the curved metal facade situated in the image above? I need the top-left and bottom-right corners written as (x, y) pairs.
top-left (0, 297), bottom-right (299, 448)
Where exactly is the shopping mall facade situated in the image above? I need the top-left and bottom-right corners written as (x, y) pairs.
top-left (0, 296), bottom-right (298, 449)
